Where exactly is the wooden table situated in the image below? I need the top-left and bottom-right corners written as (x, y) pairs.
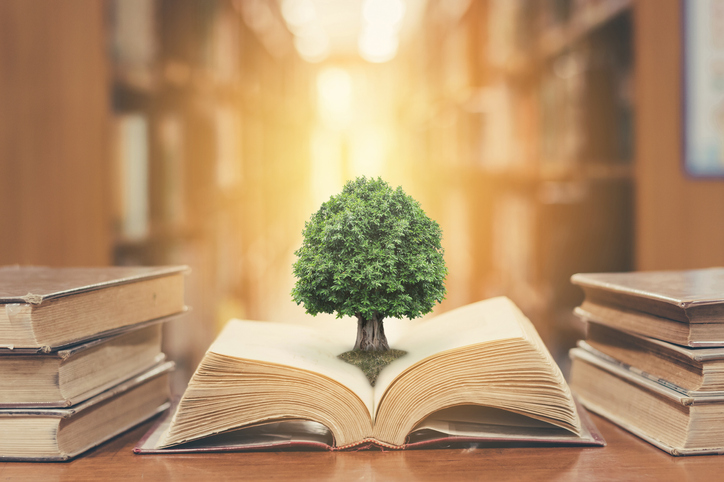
top-left (0, 413), bottom-right (721, 481)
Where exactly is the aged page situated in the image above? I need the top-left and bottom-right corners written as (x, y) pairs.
top-left (157, 319), bottom-right (375, 448)
top-left (210, 320), bottom-right (375, 416)
top-left (373, 297), bottom-right (525, 414)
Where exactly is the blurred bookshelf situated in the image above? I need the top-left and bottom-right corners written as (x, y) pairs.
top-left (398, 0), bottom-right (635, 360)
top-left (108, 0), bottom-right (315, 379)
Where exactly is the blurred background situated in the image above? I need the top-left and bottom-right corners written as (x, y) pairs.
top-left (1, 0), bottom-right (723, 381)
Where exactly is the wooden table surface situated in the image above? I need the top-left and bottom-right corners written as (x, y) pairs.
top-left (1, 413), bottom-right (721, 482)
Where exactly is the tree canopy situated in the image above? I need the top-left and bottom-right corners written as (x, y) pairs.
top-left (291, 177), bottom-right (447, 326)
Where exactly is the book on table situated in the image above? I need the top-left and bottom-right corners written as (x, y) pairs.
top-left (570, 346), bottom-right (724, 456)
top-left (0, 361), bottom-right (174, 461)
top-left (0, 265), bottom-right (188, 352)
top-left (0, 321), bottom-right (179, 407)
top-left (136, 297), bottom-right (604, 453)
top-left (579, 321), bottom-right (724, 395)
top-left (571, 268), bottom-right (724, 347)
top-left (569, 268), bottom-right (724, 455)
top-left (0, 265), bottom-right (186, 461)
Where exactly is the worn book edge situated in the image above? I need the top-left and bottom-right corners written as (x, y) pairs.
top-left (574, 306), bottom-right (724, 348)
top-left (133, 397), bottom-right (604, 454)
top-left (0, 361), bottom-right (174, 417)
top-left (582, 321), bottom-right (724, 362)
top-left (0, 361), bottom-right (174, 461)
top-left (0, 353), bottom-right (167, 409)
top-left (577, 395), bottom-right (724, 456)
top-left (570, 347), bottom-right (724, 404)
top-left (571, 268), bottom-right (724, 308)
top-left (0, 310), bottom-right (187, 353)
top-left (0, 265), bottom-right (189, 305)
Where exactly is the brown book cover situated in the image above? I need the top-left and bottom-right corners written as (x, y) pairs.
top-left (0, 265), bottom-right (188, 351)
top-left (571, 268), bottom-right (724, 323)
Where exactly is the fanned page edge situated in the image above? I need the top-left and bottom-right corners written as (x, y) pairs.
top-left (372, 296), bottom-right (527, 412)
top-left (154, 320), bottom-right (376, 449)
top-left (153, 298), bottom-right (582, 451)
top-left (371, 297), bottom-right (583, 442)
top-left (134, 397), bottom-right (603, 454)
top-left (204, 319), bottom-right (375, 414)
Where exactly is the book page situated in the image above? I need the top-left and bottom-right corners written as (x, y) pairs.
top-left (372, 297), bottom-right (525, 416)
top-left (209, 320), bottom-right (375, 416)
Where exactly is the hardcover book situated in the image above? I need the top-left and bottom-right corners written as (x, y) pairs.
top-left (0, 323), bottom-right (172, 407)
top-left (136, 297), bottom-right (604, 453)
top-left (572, 268), bottom-right (724, 346)
top-left (581, 322), bottom-right (724, 395)
top-left (0, 265), bottom-right (187, 351)
top-left (570, 347), bottom-right (724, 455)
top-left (0, 361), bottom-right (174, 461)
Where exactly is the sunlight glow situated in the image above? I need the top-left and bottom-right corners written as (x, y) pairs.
top-left (359, 0), bottom-right (406, 63)
top-left (280, 0), bottom-right (316, 31)
top-left (363, 0), bottom-right (406, 28)
top-left (349, 126), bottom-right (387, 177)
top-left (294, 25), bottom-right (330, 63)
top-left (358, 26), bottom-right (399, 63)
top-left (311, 127), bottom-right (344, 207)
top-left (317, 67), bottom-right (353, 126)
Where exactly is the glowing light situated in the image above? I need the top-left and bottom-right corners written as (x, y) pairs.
top-left (281, 0), bottom-right (316, 31)
top-left (363, 0), bottom-right (406, 28)
top-left (311, 127), bottom-right (344, 206)
top-left (358, 0), bottom-right (405, 63)
top-left (294, 25), bottom-right (330, 63)
top-left (349, 126), bottom-right (388, 177)
top-left (358, 26), bottom-right (399, 63)
top-left (316, 67), bottom-right (353, 126)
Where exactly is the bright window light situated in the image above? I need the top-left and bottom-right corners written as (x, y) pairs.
top-left (294, 25), bottom-right (330, 63)
top-left (317, 67), bottom-right (353, 117)
top-left (358, 26), bottom-right (399, 63)
top-left (362, 0), bottom-right (406, 28)
top-left (281, 0), bottom-right (316, 31)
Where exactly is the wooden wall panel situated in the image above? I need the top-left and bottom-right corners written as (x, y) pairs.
top-left (634, 0), bottom-right (724, 270)
top-left (0, 0), bottom-right (111, 266)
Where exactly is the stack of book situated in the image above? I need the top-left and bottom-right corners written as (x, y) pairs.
top-left (0, 265), bottom-right (187, 461)
top-left (568, 268), bottom-right (724, 456)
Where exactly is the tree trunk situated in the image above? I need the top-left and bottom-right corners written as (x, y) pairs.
top-left (354, 313), bottom-right (389, 351)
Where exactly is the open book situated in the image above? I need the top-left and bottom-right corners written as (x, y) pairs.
top-left (138, 297), bottom-right (603, 452)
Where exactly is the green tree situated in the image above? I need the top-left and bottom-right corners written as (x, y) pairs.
top-left (292, 177), bottom-right (447, 351)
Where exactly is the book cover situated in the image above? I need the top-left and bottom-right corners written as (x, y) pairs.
top-left (0, 265), bottom-right (188, 351)
top-left (571, 268), bottom-right (724, 323)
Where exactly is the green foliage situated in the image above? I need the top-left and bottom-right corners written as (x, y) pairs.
top-left (291, 176), bottom-right (447, 322)
top-left (338, 349), bottom-right (408, 386)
